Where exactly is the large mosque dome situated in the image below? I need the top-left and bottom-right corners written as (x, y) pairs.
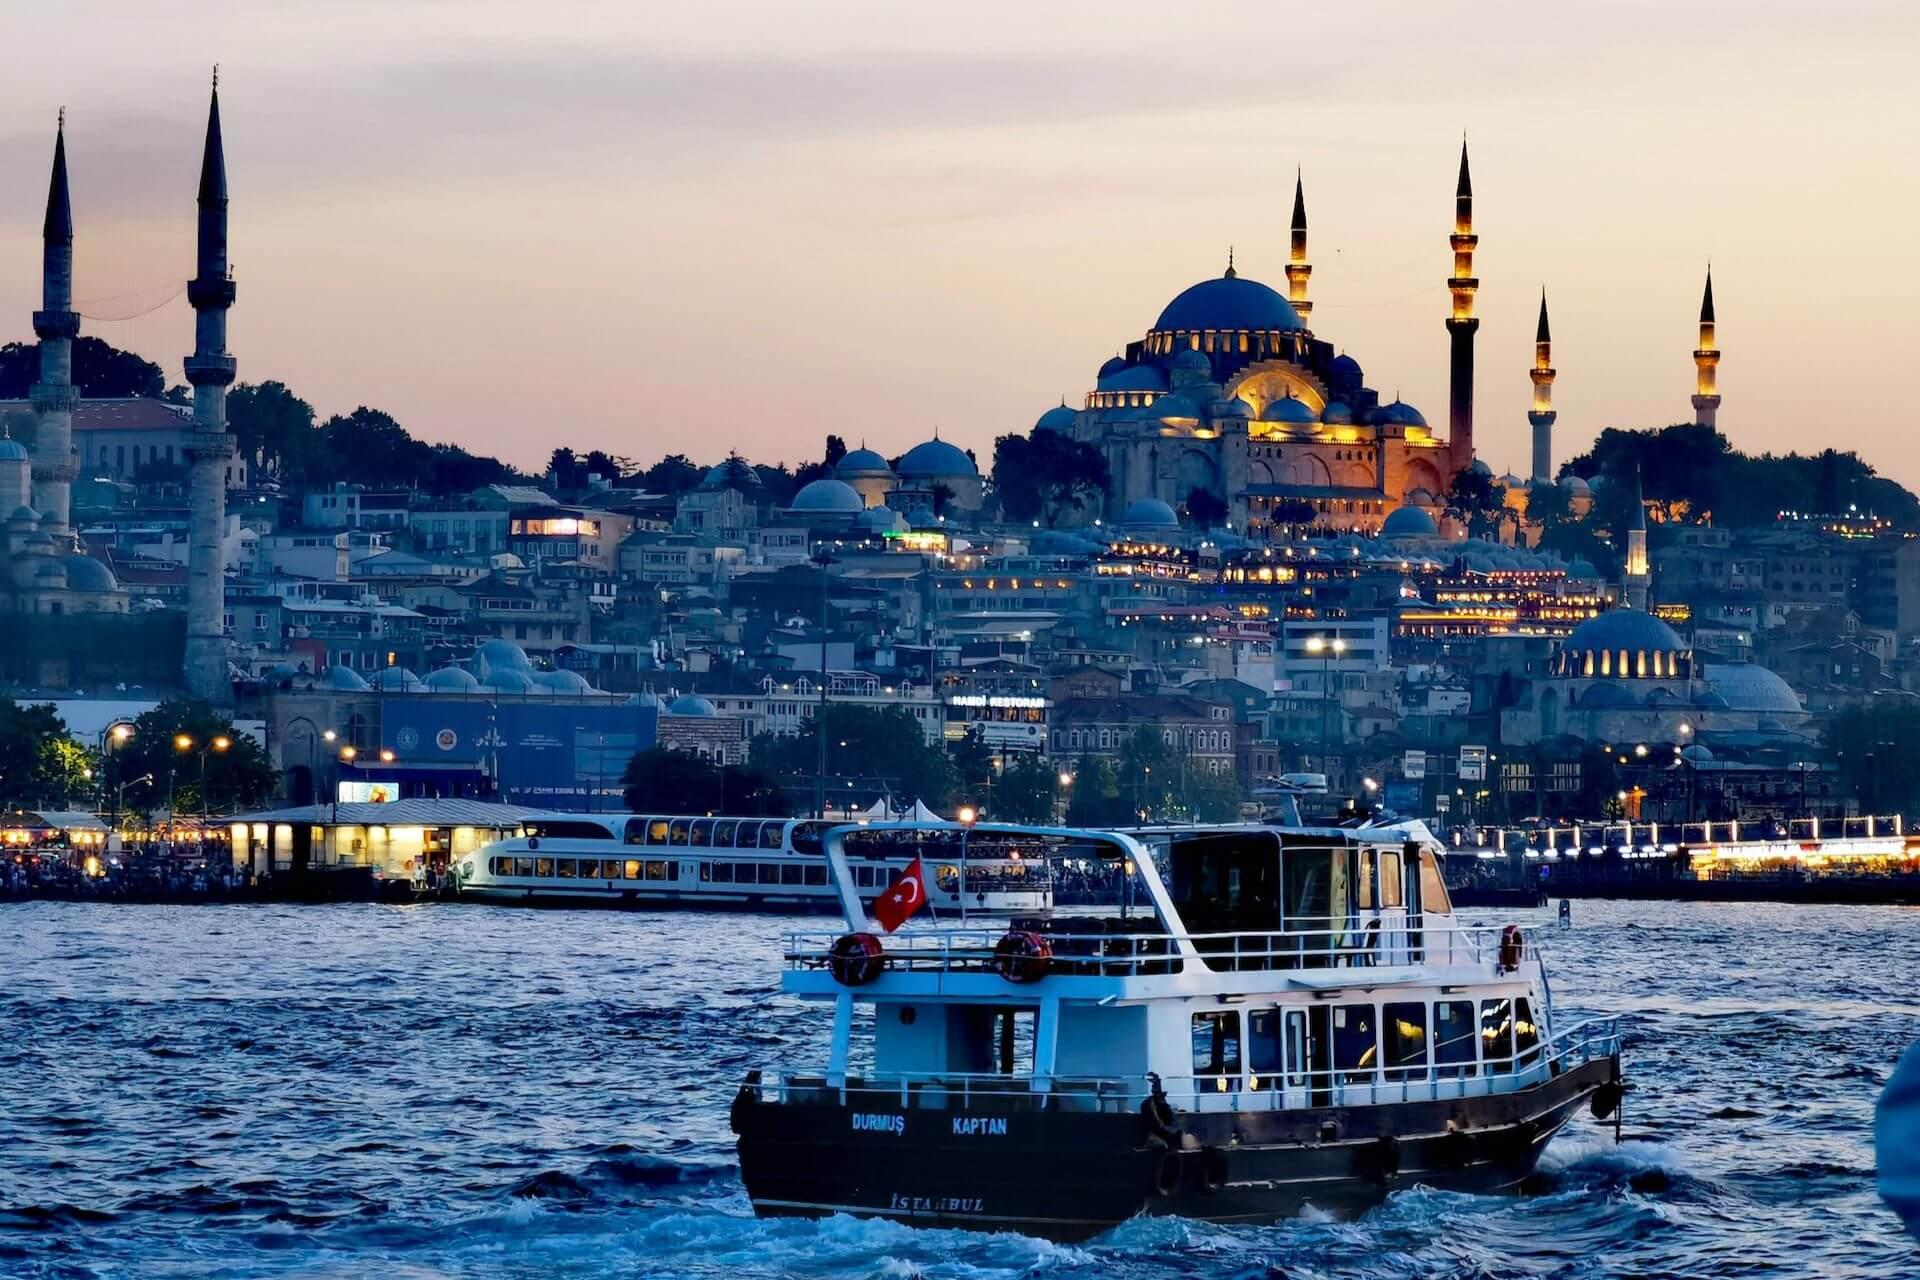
top-left (1553, 609), bottom-right (1692, 679)
top-left (1154, 273), bottom-right (1305, 334)
top-left (1703, 662), bottom-right (1804, 714)
top-left (1120, 497), bottom-right (1181, 530)
top-left (1379, 506), bottom-right (1439, 539)
top-left (897, 438), bottom-right (978, 479)
top-left (790, 477), bottom-right (865, 513)
top-left (835, 447), bottom-right (893, 477)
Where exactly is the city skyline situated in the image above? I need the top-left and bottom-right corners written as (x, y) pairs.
top-left (0, 2), bottom-right (1916, 486)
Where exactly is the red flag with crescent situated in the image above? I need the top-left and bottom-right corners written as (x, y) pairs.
top-left (872, 855), bottom-right (928, 933)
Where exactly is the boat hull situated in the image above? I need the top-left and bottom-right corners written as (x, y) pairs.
top-left (733, 1056), bottom-right (1619, 1239)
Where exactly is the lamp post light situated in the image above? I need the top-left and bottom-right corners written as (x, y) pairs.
top-left (956, 803), bottom-right (978, 921)
top-left (1305, 635), bottom-right (1346, 771)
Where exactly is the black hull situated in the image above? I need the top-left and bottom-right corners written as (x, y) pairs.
top-left (733, 1057), bottom-right (1619, 1240)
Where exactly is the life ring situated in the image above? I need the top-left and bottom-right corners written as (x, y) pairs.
top-left (1497, 924), bottom-right (1525, 972)
top-left (992, 930), bottom-right (1053, 983)
top-left (828, 932), bottom-right (886, 986)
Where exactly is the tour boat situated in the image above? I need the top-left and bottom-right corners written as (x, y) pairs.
top-left (453, 814), bottom-right (1052, 914)
top-left (731, 820), bottom-right (1626, 1238)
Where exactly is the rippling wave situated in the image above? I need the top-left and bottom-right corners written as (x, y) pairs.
top-left (3, 899), bottom-right (1915, 1277)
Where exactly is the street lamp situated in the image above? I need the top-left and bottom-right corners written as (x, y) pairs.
top-left (956, 804), bottom-right (979, 920)
top-left (1305, 635), bottom-right (1346, 769)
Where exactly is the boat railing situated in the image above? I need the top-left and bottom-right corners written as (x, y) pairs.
top-left (784, 920), bottom-right (1528, 978)
top-left (753, 1016), bottom-right (1621, 1113)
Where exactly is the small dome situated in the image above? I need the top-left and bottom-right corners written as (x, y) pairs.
top-left (1327, 353), bottom-right (1364, 391)
top-left (896, 438), bottom-right (978, 479)
top-left (1097, 356), bottom-right (1128, 379)
top-left (1154, 275), bottom-right (1306, 334)
top-left (59, 555), bottom-right (118, 592)
top-left (1097, 364), bottom-right (1166, 393)
top-left (476, 638), bottom-right (533, 674)
top-left (1321, 401), bottom-right (1354, 426)
top-left (1154, 392), bottom-right (1201, 421)
top-left (1568, 558), bottom-right (1599, 578)
top-left (422, 666), bottom-right (481, 692)
top-left (0, 438), bottom-right (28, 462)
top-left (1704, 662), bottom-right (1804, 714)
top-left (1034, 404), bottom-right (1078, 434)
top-left (538, 669), bottom-right (593, 694)
top-left (1380, 506), bottom-right (1439, 539)
top-left (1578, 680), bottom-right (1640, 709)
top-left (1560, 474), bottom-right (1592, 494)
top-left (1500, 471), bottom-right (1527, 488)
top-left (668, 694), bottom-right (716, 717)
top-left (1564, 608), bottom-right (1685, 656)
top-left (1468, 458), bottom-right (1493, 477)
top-left (790, 477), bottom-right (865, 513)
top-left (1260, 394), bottom-right (1319, 425)
top-left (858, 506), bottom-right (903, 534)
top-left (325, 666), bottom-right (371, 691)
top-left (836, 447), bottom-right (894, 477)
top-left (1121, 498), bottom-right (1180, 530)
top-left (9, 504), bottom-right (41, 526)
top-left (626, 691), bottom-right (667, 710)
top-left (1373, 400), bottom-right (1427, 428)
top-left (368, 667), bottom-right (424, 691)
top-left (484, 669), bottom-right (538, 693)
top-left (700, 455), bottom-right (762, 492)
top-left (907, 503), bottom-right (939, 528)
top-left (1681, 743), bottom-right (1715, 763)
top-left (1170, 348), bottom-right (1212, 373)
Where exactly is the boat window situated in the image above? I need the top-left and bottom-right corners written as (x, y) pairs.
top-left (792, 822), bottom-right (826, 855)
top-left (1355, 849), bottom-right (1374, 910)
top-left (691, 820), bottom-right (713, 846)
top-left (1281, 846), bottom-right (1333, 930)
top-left (624, 859), bottom-right (642, 880)
top-left (526, 820), bottom-right (614, 840)
top-left (805, 864), bottom-right (829, 886)
top-left (1382, 1001), bottom-right (1427, 1081)
top-left (577, 858), bottom-right (600, 879)
top-left (514, 856), bottom-right (533, 877)
top-left (1480, 999), bottom-right (1515, 1073)
top-left (1332, 1004), bottom-right (1378, 1084)
top-left (1418, 850), bottom-right (1452, 915)
top-left (1247, 1009), bottom-right (1284, 1090)
top-left (1378, 851), bottom-right (1404, 909)
top-left (761, 823), bottom-right (784, 849)
top-left (1168, 832), bottom-right (1282, 952)
top-left (759, 864), bottom-right (782, 885)
top-left (557, 859), bottom-right (577, 879)
top-left (710, 862), bottom-right (734, 884)
top-left (1514, 997), bottom-right (1540, 1065)
top-left (781, 864), bottom-right (804, 885)
top-left (668, 819), bottom-right (691, 846)
top-left (646, 819), bottom-right (670, 846)
top-left (1434, 999), bottom-right (1477, 1076)
top-left (712, 820), bottom-right (737, 847)
top-left (1191, 1012), bottom-right (1242, 1092)
top-left (534, 857), bottom-right (553, 877)
top-left (647, 860), bottom-right (670, 881)
top-left (729, 821), bottom-right (754, 848)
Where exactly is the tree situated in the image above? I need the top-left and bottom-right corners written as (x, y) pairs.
top-left (823, 435), bottom-right (847, 469)
top-left (1184, 487), bottom-right (1228, 529)
top-left (1823, 704), bottom-right (1920, 814)
top-left (227, 381), bottom-right (316, 475)
top-left (642, 454), bottom-right (702, 497)
top-left (0, 336), bottom-right (165, 399)
top-left (754, 704), bottom-right (956, 811)
top-left (621, 747), bottom-right (724, 813)
top-left (110, 700), bottom-right (275, 816)
top-left (1445, 468), bottom-right (1509, 539)
top-left (549, 447), bottom-right (585, 491)
top-left (949, 729), bottom-right (995, 805)
top-left (989, 432), bottom-right (1111, 527)
top-left (993, 754), bottom-right (1060, 824)
top-left (1064, 754), bottom-right (1128, 827)
top-left (0, 699), bottom-right (82, 808)
top-left (1183, 765), bottom-right (1246, 823)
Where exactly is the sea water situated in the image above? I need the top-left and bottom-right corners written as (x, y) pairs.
top-left (3, 899), bottom-right (1915, 1278)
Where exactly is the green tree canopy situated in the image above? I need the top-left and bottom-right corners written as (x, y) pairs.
top-left (1822, 704), bottom-right (1920, 814)
top-left (754, 704), bottom-right (957, 812)
top-left (619, 747), bottom-right (790, 816)
top-left (0, 699), bottom-right (89, 809)
top-left (990, 431), bottom-right (1111, 527)
top-left (991, 754), bottom-right (1060, 824)
top-left (108, 700), bottom-right (276, 817)
top-left (227, 380), bottom-right (317, 475)
top-left (1064, 753), bottom-right (1127, 827)
top-left (0, 336), bottom-right (165, 399)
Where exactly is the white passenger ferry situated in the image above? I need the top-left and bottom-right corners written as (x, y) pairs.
top-left (731, 820), bottom-right (1625, 1237)
top-left (454, 814), bottom-right (1053, 914)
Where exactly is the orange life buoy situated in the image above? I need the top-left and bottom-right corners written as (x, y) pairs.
top-left (991, 930), bottom-right (1053, 983)
top-left (828, 932), bottom-right (886, 986)
top-left (1497, 924), bottom-right (1525, 972)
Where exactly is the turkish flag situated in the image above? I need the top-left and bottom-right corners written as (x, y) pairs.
top-left (872, 855), bottom-right (928, 933)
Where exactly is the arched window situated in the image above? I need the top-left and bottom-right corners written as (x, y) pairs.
top-left (1600, 649), bottom-right (1611, 677)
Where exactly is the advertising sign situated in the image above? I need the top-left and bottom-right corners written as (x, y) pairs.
top-left (1458, 745), bottom-right (1488, 783)
top-left (1403, 750), bottom-right (1427, 780)
top-left (381, 698), bottom-right (658, 807)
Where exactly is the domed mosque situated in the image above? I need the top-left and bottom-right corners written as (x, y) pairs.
top-left (1027, 158), bottom-right (1487, 537)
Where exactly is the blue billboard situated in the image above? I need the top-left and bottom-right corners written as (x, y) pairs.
top-left (381, 699), bottom-right (658, 809)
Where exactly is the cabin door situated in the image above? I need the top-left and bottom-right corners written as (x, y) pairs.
top-left (1363, 847), bottom-right (1411, 965)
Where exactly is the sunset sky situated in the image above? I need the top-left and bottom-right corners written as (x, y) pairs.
top-left (1, 1), bottom-right (1916, 485)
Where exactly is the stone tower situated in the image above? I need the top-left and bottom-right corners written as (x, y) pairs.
top-left (183, 74), bottom-right (237, 700)
top-left (1446, 138), bottom-right (1479, 479)
top-left (1528, 290), bottom-right (1556, 482)
top-left (1691, 267), bottom-right (1720, 428)
top-left (1285, 170), bottom-right (1312, 323)
top-left (31, 114), bottom-right (80, 542)
top-left (1624, 466), bottom-right (1651, 611)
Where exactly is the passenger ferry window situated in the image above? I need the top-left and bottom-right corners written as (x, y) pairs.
top-left (577, 858), bottom-right (600, 879)
top-left (647, 820), bottom-right (670, 846)
top-left (760, 864), bottom-right (782, 885)
top-left (792, 823), bottom-right (825, 855)
top-left (534, 857), bottom-right (553, 878)
top-left (624, 860), bottom-right (642, 880)
top-left (1332, 1005), bottom-right (1378, 1084)
top-left (1281, 847), bottom-right (1333, 930)
top-left (804, 864), bottom-right (828, 886)
top-left (1418, 851), bottom-right (1452, 915)
top-left (668, 819), bottom-right (690, 846)
top-left (557, 859), bottom-right (577, 879)
top-left (1355, 850), bottom-right (1374, 910)
top-left (514, 856), bottom-right (533, 877)
top-left (761, 823), bottom-right (783, 849)
top-left (624, 822), bottom-right (646, 846)
top-left (691, 820), bottom-right (713, 846)
top-left (1383, 1001), bottom-right (1427, 1080)
top-left (1378, 852), bottom-right (1404, 908)
top-left (1513, 997), bottom-right (1540, 1065)
top-left (1434, 999), bottom-right (1477, 1076)
top-left (781, 864), bottom-right (805, 886)
top-left (1480, 999), bottom-right (1515, 1073)
top-left (1247, 1009), bottom-right (1284, 1090)
top-left (712, 820), bottom-right (737, 847)
top-left (646, 860), bottom-right (669, 881)
top-left (715, 862), bottom-right (736, 883)
top-left (1191, 1012), bottom-right (1242, 1091)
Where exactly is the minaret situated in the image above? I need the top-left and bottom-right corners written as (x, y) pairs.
top-left (31, 112), bottom-right (80, 542)
top-left (1446, 137), bottom-right (1479, 477)
top-left (1528, 289), bottom-right (1556, 482)
top-left (1285, 170), bottom-right (1312, 323)
top-left (1624, 465), bottom-right (1651, 611)
top-left (183, 72), bottom-right (238, 700)
top-left (1691, 267), bottom-right (1720, 428)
